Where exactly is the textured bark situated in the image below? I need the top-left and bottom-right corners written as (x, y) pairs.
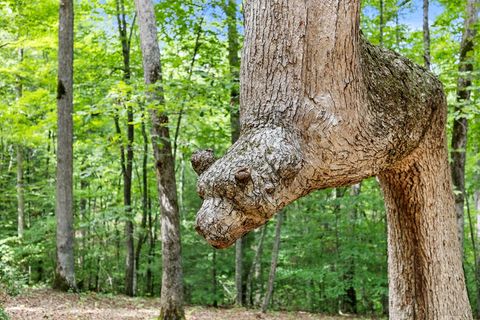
top-left (379, 107), bottom-right (470, 319)
top-left (134, 0), bottom-right (185, 318)
top-left (193, 1), bottom-right (472, 318)
top-left (261, 211), bottom-right (283, 313)
top-left (450, 0), bottom-right (479, 258)
top-left (423, 0), bottom-right (431, 69)
top-left (54, 0), bottom-right (76, 292)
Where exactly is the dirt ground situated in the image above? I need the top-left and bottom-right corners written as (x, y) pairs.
top-left (1, 289), bottom-right (373, 320)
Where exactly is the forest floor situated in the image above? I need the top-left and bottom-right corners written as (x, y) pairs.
top-left (0, 288), bottom-right (377, 320)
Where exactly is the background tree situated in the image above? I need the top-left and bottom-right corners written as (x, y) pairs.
top-left (451, 0), bottom-right (479, 257)
top-left (53, 0), bottom-right (76, 292)
top-left (134, 0), bottom-right (185, 318)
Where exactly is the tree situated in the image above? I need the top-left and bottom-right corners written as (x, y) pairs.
top-left (450, 0), bottom-right (479, 257)
top-left (134, 0), bottom-right (185, 318)
top-left (16, 48), bottom-right (24, 239)
top-left (112, 0), bottom-right (136, 296)
top-left (222, 0), bottom-right (244, 306)
top-left (193, 1), bottom-right (472, 318)
top-left (53, 0), bottom-right (76, 291)
top-left (261, 211), bottom-right (283, 312)
top-left (423, 0), bottom-right (431, 69)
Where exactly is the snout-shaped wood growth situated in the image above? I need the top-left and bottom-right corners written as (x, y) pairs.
top-left (193, 1), bottom-right (472, 319)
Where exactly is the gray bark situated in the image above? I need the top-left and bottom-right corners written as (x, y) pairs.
top-left (261, 211), bottom-right (283, 313)
top-left (451, 0), bottom-right (479, 259)
top-left (54, 0), bottom-right (76, 292)
top-left (134, 0), bottom-right (185, 318)
top-left (193, 1), bottom-right (472, 318)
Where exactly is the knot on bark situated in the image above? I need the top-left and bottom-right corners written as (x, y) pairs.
top-left (191, 149), bottom-right (216, 175)
top-left (234, 167), bottom-right (251, 184)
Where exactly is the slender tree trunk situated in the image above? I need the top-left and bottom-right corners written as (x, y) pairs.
top-left (134, 0), bottom-right (185, 318)
top-left (476, 182), bottom-right (480, 316)
top-left (235, 237), bottom-right (243, 306)
top-left (223, 0), bottom-right (245, 306)
top-left (423, 0), bottom-right (431, 69)
top-left (146, 197), bottom-right (155, 296)
top-left (54, 0), bottom-right (76, 291)
top-left (114, 0), bottom-right (136, 296)
top-left (16, 145), bottom-right (24, 238)
top-left (261, 211), bottom-right (284, 313)
top-left (135, 117), bottom-right (149, 293)
top-left (247, 223), bottom-right (268, 307)
top-left (379, 0), bottom-right (384, 46)
top-left (15, 48), bottom-right (25, 238)
top-left (341, 183), bottom-right (360, 314)
top-left (212, 249), bottom-right (218, 307)
top-left (79, 176), bottom-right (88, 273)
top-left (451, 0), bottom-right (479, 258)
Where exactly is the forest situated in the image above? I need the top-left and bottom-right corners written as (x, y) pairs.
top-left (0, 0), bottom-right (479, 319)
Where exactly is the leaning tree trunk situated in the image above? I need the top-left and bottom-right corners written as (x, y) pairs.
top-left (450, 0), bottom-right (479, 258)
top-left (134, 0), bottom-right (185, 318)
top-left (192, 1), bottom-right (472, 319)
top-left (54, 0), bottom-right (76, 292)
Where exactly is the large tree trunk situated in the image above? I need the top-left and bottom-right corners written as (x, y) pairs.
top-left (450, 0), bottom-right (479, 258)
top-left (54, 0), bottom-right (76, 292)
top-left (193, 1), bottom-right (472, 318)
top-left (134, 0), bottom-right (185, 318)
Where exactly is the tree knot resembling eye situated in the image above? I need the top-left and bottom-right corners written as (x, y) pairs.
top-left (234, 167), bottom-right (251, 183)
